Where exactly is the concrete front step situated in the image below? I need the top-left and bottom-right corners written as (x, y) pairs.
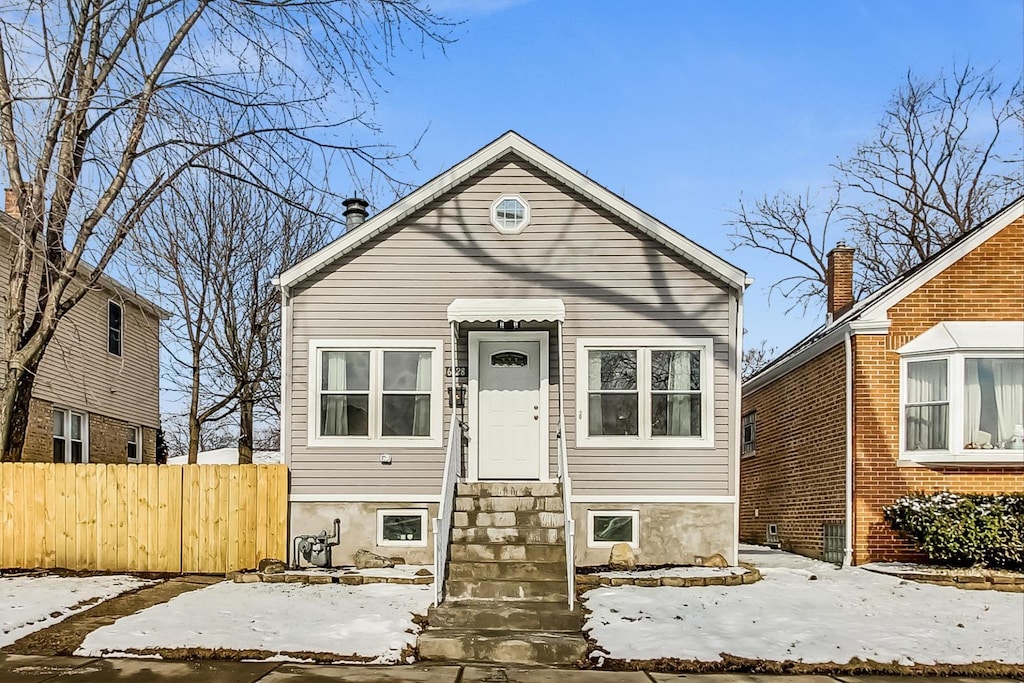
top-left (452, 526), bottom-right (564, 544)
top-left (447, 578), bottom-right (568, 601)
top-left (428, 600), bottom-right (582, 631)
top-left (448, 560), bottom-right (566, 581)
top-left (417, 629), bottom-right (588, 665)
top-left (453, 511), bottom-right (565, 529)
top-left (455, 495), bottom-right (563, 513)
top-left (450, 543), bottom-right (565, 563)
top-left (456, 482), bottom-right (561, 498)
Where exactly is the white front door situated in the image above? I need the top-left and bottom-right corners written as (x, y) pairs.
top-left (472, 333), bottom-right (547, 480)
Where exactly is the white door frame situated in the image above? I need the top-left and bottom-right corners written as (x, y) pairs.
top-left (467, 330), bottom-right (551, 482)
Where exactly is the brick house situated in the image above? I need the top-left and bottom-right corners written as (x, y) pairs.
top-left (2, 190), bottom-right (166, 464)
top-left (740, 198), bottom-right (1024, 565)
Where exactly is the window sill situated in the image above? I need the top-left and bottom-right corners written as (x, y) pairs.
top-left (308, 437), bottom-right (443, 449)
top-left (576, 437), bottom-right (715, 450)
top-left (741, 449), bottom-right (757, 460)
top-left (899, 451), bottom-right (1024, 467)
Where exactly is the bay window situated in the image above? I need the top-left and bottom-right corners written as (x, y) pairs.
top-left (577, 338), bottom-right (714, 448)
top-left (310, 340), bottom-right (443, 447)
top-left (901, 353), bottom-right (1024, 462)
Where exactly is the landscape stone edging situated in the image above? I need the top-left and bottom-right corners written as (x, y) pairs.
top-left (862, 567), bottom-right (1024, 593)
top-left (576, 563), bottom-right (762, 589)
top-left (230, 572), bottom-right (433, 586)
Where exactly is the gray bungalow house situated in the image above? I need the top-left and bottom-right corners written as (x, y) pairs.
top-left (278, 132), bottom-right (746, 662)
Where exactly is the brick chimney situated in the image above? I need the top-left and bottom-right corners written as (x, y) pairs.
top-left (4, 187), bottom-right (20, 218)
top-left (342, 197), bottom-right (369, 231)
top-left (826, 241), bottom-right (856, 320)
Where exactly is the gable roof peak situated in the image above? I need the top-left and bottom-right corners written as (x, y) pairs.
top-left (280, 131), bottom-right (747, 291)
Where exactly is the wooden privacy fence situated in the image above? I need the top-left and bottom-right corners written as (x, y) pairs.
top-left (0, 463), bottom-right (287, 574)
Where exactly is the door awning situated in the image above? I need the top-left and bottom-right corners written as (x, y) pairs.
top-left (447, 298), bottom-right (565, 323)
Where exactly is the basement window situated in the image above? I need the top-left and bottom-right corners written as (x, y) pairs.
top-left (377, 509), bottom-right (427, 547)
top-left (587, 510), bottom-right (639, 548)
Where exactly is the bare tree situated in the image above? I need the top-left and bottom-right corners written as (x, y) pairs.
top-left (206, 171), bottom-right (332, 464)
top-left (0, 0), bottom-right (448, 460)
top-left (135, 159), bottom-right (332, 464)
top-left (742, 338), bottom-right (777, 381)
top-left (729, 190), bottom-right (843, 311)
top-left (729, 63), bottom-right (1022, 311)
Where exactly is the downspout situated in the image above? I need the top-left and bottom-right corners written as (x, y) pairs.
top-left (731, 289), bottom-right (744, 566)
top-left (279, 283), bottom-right (291, 468)
top-left (843, 330), bottom-right (854, 567)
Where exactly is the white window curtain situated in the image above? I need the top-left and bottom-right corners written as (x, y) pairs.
top-left (964, 360), bottom-right (983, 446)
top-left (322, 352), bottom-right (349, 436)
top-left (992, 359), bottom-right (1024, 446)
top-left (662, 350), bottom-right (699, 437)
top-left (411, 351), bottom-right (433, 436)
top-left (905, 359), bottom-right (948, 451)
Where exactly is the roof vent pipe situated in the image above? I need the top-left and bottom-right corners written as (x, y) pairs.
top-left (343, 197), bottom-right (369, 231)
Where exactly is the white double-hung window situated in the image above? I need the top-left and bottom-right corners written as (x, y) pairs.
top-left (310, 340), bottom-right (443, 447)
top-left (899, 322), bottom-right (1024, 464)
top-left (576, 338), bottom-right (714, 448)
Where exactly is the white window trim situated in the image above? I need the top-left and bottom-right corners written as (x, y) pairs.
top-left (376, 508), bottom-right (428, 547)
top-left (587, 509), bottom-right (639, 548)
top-left (489, 194), bottom-right (530, 235)
top-left (53, 407), bottom-right (89, 464)
top-left (899, 350), bottom-right (1024, 466)
top-left (107, 299), bottom-right (123, 357)
top-left (575, 337), bottom-right (715, 449)
top-left (127, 426), bottom-right (142, 464)
top-left (307, 339), bottom-right (444, 448)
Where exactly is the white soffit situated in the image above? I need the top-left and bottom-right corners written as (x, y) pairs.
top-left (447, 298), bottom-right (566, 323)
top-left (898, 321), bottom-right (1024, 355)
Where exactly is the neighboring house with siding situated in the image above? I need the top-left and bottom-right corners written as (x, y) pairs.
top-left (1, 191), bottom-right (165, 464)
top-left (279, 131), bottom-right (746, 577)
top-left (740, 198), bottom-right (1024, 566)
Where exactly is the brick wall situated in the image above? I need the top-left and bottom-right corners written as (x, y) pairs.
top-left (851, 217), bottom-right (1024, 564)
top-left (740, 343), bottom-right (847, 559)
top-left (23, 398), bottom-right (55, 462)
top-left (22, 398), bottom-right (157, 464)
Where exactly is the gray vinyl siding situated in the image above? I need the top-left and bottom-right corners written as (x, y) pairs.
top-left (288, 155), bottom-right (736, 498)
top-left (0, 228), bottom-right (162, 428)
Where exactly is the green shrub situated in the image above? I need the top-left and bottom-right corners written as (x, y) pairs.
top-left (883, 492), bottom-right (1024, 570)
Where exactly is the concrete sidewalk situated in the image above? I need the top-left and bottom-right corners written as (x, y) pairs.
top-left (0, 656), bottom-right (1019, 683)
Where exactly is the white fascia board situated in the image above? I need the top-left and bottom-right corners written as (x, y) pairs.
top-left (743, 319), bottom-right (891, 396)
top-left (279, 131), bottom-right (747, 292)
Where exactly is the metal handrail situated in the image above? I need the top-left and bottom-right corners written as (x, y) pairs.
top-left (556, 320), bottom-right (576, 610)
top-left (433, 416), bottom-right (460, 606)
top-left (433, 322), bottom-right (461, 606)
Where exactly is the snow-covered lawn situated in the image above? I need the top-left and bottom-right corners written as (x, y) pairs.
top-left (0, 574), bottom-right (153, 647)
top-left (584, 544), bottom-right (1024, 665)
top-left (76, 581), bottom-right (433, 664)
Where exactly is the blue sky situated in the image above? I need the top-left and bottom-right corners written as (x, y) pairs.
top-left (358, 0), bottom-right (1023, 353)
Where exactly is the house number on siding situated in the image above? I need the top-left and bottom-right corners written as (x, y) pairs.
top-left (445, 367), bottom-right (468, 377)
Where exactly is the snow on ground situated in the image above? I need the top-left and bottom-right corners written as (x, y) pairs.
top-left (584, 544), bottom-right (1024, 665)
top-left (75, 580), bottom-right (433, 664)
top-left (166, 448), bottom-right (281, 465)
top-left (0, 574), bottom-right (153, 647)
top-left (594, 566), bottom-right (747, 579)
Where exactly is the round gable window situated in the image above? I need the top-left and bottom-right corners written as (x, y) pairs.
top-left (490, 195), bottom-right (529, 234)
